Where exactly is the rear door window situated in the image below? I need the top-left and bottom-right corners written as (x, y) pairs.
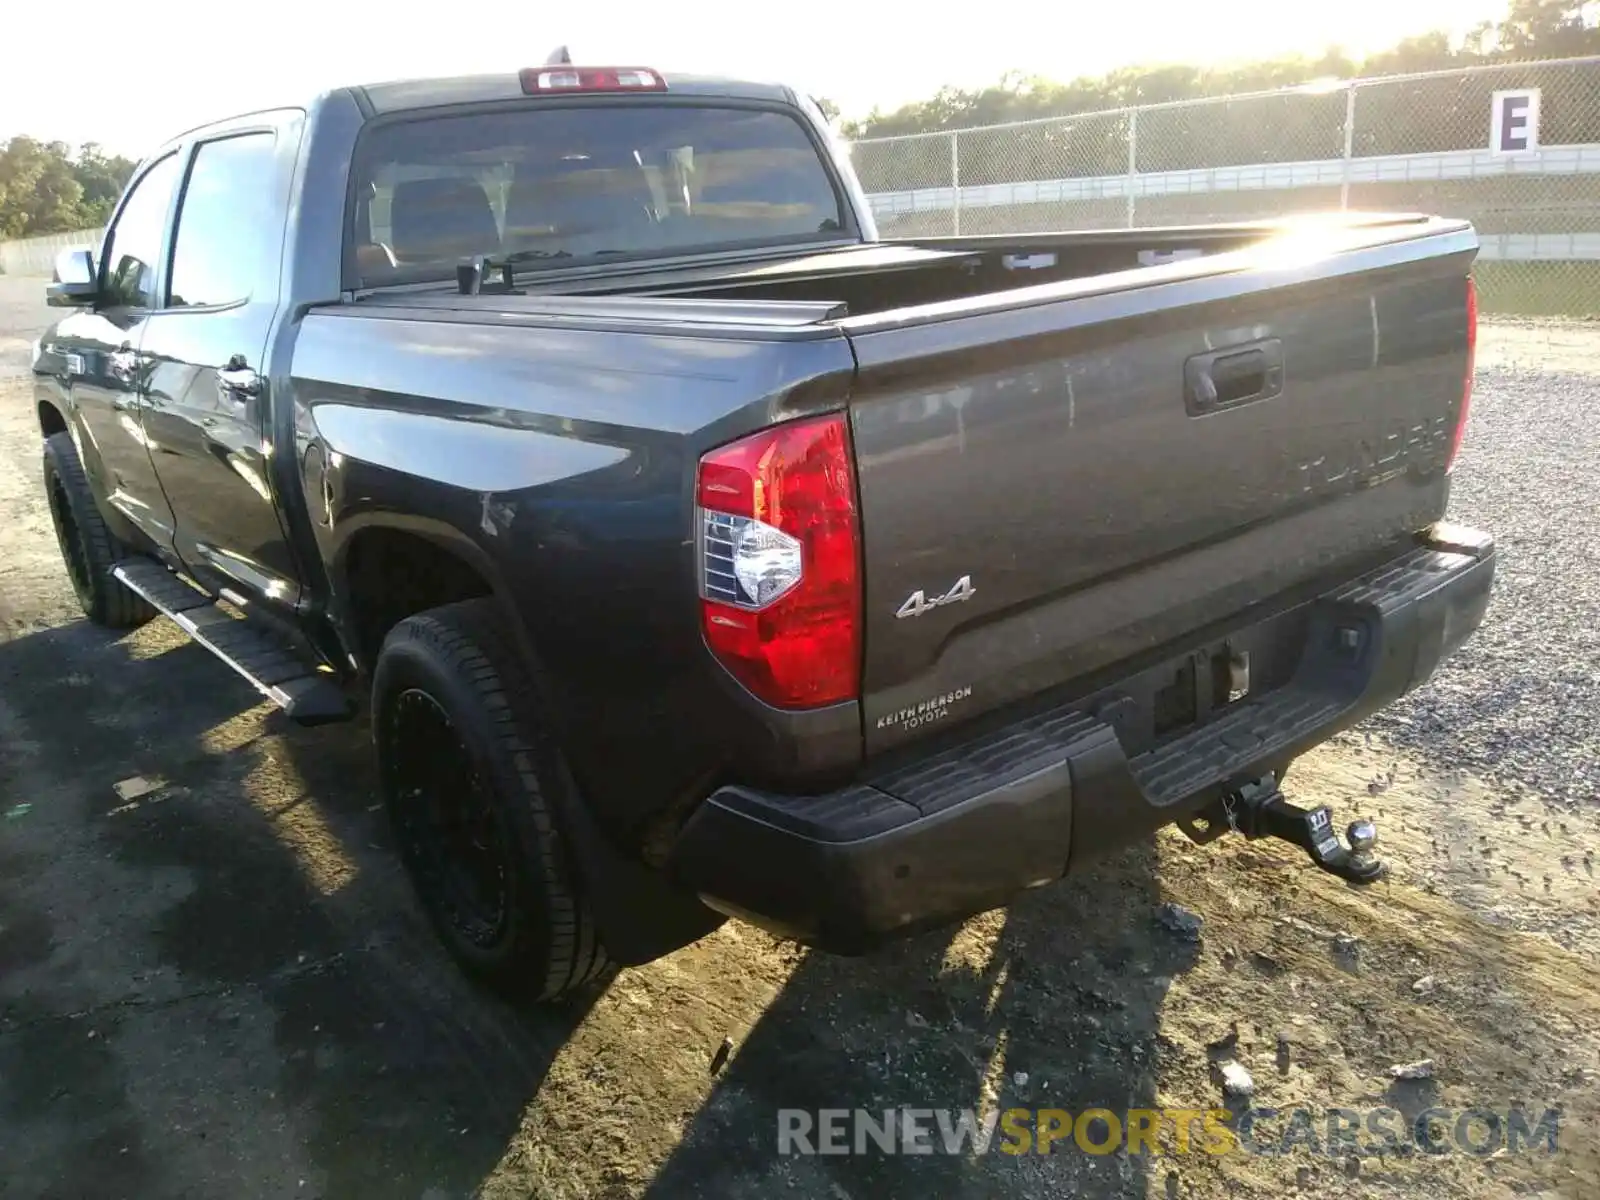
top-left (348, 104), bottom-right (846, 285)
top-left (167, 132), bottom-right (283, 308)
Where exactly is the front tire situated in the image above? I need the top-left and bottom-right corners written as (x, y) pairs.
top-left (372, 599), bottom-right (609, 1001)
top-left (42, 431), bottom-right (155, 628)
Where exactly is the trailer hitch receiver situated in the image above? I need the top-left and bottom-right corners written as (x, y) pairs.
top-left (1200, 774), bottom-right (1388, 883)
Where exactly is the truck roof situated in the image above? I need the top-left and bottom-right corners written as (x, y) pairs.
top-left (153, 71), bottom-right (799, 155)
top-left (353, 71), bottom-right (794, 115)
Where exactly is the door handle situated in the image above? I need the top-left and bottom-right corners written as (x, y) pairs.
top-left (1184, 338), bottom-right (1284, 415)
top-left (108, 346), bottom-right (138, 384)
top-left (218, 354), bottom-right (261, 399)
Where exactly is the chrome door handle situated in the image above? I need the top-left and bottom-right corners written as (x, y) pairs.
top-left (108, 347), bottom-right (137, 383)
top-left (218, 355), bottom-right (261, 398)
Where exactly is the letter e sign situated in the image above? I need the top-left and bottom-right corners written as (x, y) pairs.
top-left (1491, 89), bottom-right (1540, 154)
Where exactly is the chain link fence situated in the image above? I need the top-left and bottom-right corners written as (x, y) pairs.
top-left (851, 57), bottom-right (1600, 316)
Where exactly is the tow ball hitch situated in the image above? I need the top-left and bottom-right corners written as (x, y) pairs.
top-left (1181, 774), bottom-right (1388, 884)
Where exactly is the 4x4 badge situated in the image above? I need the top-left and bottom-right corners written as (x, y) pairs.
top-left (896, 575), bottom-right (976, 619)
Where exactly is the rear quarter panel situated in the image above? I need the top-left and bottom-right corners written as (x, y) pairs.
top-left (286, 307), bottom-right (858, 832)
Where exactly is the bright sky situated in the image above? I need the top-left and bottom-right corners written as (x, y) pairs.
top-left (2, 0), bottom-right (1504, 157)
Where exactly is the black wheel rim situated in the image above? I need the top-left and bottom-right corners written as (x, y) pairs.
top-left (384, 689), bottom-right (512, 949)
top-left (46, 469), bottom-right (93, 602)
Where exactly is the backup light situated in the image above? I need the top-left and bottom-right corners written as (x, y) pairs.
top-left (707, 515), bottom-right (803, 608)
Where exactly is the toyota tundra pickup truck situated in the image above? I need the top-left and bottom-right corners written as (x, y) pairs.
top-left (30, 62), bottom-right (1492, 1000)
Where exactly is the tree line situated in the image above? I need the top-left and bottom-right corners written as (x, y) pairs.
top-left (0, 139), bottom-right (139, 240)
top-left (837, 0), bottom-right (1599, 141)
top-left (839, 0), bottom-right (1600, 194)
top-left (3, 0), bottom-right (1595, 239)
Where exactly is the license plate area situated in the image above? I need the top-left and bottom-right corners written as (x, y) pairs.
top-left (1085, 605), bottom-right (1313, 759)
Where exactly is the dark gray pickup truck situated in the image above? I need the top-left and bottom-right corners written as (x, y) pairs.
top-left (30, 62), bottom-right (1492, 1000)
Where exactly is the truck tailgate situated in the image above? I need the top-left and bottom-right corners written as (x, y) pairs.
top-left (843, 218), bottom-right (1477, 753)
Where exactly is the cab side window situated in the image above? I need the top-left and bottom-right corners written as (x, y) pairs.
top-left (99, 154), bottom-right (181, 309)
top-left (167, 133), bottom-right (281, 309)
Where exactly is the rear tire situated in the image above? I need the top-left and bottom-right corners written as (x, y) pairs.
top-left (372, 598), bottom-right (609, 1001)
top-left (42, 431), bottom-right (156, 628)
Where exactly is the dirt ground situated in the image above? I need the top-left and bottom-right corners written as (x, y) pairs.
top-left (1, 274), bottom-right (1597, 1200)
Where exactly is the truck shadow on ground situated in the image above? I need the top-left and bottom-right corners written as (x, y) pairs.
top-left (0, 616), bottom-right (1195, 1200)
top-left (643, 847), bottom-right (1194, 1200)
top-left (0, 618), bottom-right (596, 1199)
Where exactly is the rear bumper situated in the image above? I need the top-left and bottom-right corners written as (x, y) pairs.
top-left (667, 525), bottom-right (1495, 952)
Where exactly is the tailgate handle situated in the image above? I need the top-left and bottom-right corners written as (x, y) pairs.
top-left (1185, 338), bottom-right (1283, 414)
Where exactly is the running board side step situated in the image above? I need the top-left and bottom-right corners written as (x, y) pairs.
top-left (112, 559), bottom-right (353, 726)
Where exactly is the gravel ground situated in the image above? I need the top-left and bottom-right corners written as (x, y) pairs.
top-left (1366, 325), bottom-right (1600, 807)
top-left (1, 275), bottom-right (1597, 1200)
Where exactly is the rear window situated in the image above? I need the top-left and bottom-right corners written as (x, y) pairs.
top-left (348, 103), bottom-right (847, 285)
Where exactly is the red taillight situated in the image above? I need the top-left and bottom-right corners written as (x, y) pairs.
top-left (518, 67), bottom-right (666, 94)
top-left (696, 414), bottom-right (861, 709)
top-left (1448, 276), bottom-right (1478, 472)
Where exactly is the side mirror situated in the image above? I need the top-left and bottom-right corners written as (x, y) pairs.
top-left (46, 248), bottom-right (99, 308)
